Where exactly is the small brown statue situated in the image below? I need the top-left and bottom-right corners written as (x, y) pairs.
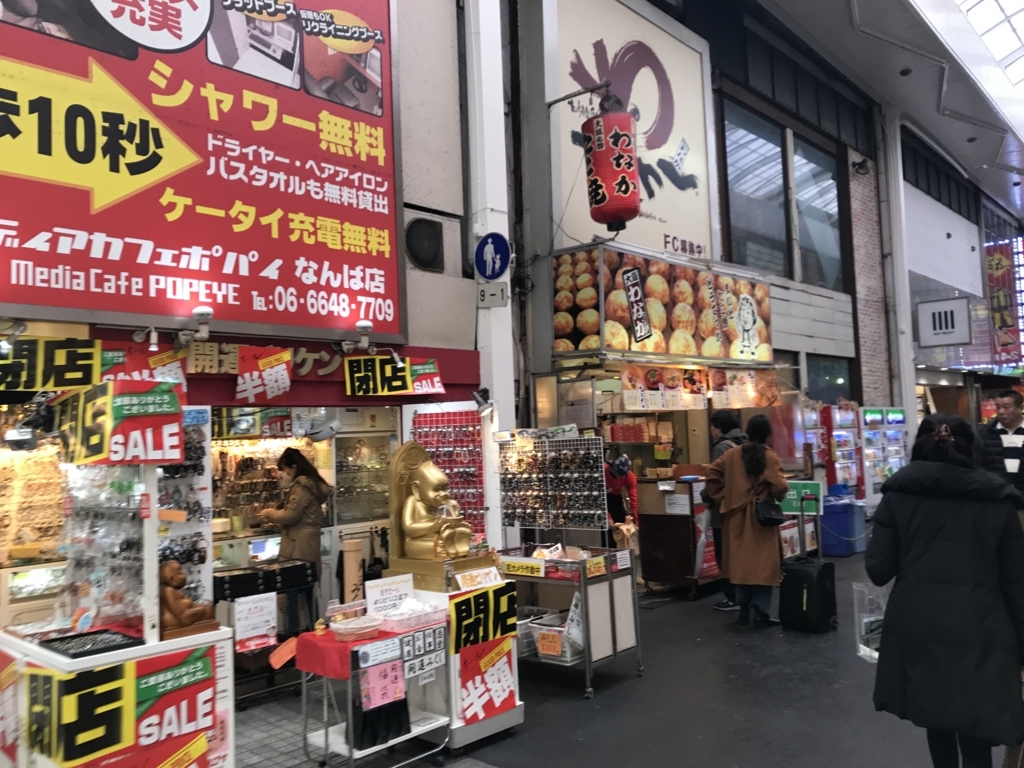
top-left (159, 560), bottom-right (214, 631)
top-left (390, 442), bottom-right (472, 560)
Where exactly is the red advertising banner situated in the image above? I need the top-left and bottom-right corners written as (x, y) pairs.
top-left (458, 636), bottom-right (516, 725)
top-left (101, 343), bottom-right (189, 387)
top-left (234, 345), bottom-right (292, 403)
top-left (24, 645), bottom-right (217, 768)
top-left (0, 0), bottom-right (399, 336)
top-left (53, 379), bottom-right (185, 464)
top-left (986, 239), bottom-right (1022, 364)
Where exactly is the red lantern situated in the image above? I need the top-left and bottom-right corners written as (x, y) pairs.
top-left (581, 103), bottom-right (641, 232)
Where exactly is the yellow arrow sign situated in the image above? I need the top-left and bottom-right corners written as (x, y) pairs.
top-left (0, 56), bottom-right (200, 213)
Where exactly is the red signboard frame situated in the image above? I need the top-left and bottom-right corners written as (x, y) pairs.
top-left (0, 0), bottom-right (404, 341)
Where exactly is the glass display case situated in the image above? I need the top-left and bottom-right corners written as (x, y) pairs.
top-left (9, 564), bottom-right (65, 602)
top-left (334, 433), bottom-right (394, 524)
top-left (212, 533), bottom-right (282, 571)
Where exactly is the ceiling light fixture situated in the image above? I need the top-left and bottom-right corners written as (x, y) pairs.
top-left (967, 136), bottom-right (977, 143)
top-left (899, 67), bottom-right (913, 77)
top-left (851, 158), bottom-right (870, 175)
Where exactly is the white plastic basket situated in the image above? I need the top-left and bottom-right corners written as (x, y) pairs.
top-left (530, 611), bottom-right (583, 666)
top-left (516, 607), bottom-right (556, 656)
top-left (853, 582), bottom-right (891, 663)
top-left (380, 607), bottom-right (448, 634)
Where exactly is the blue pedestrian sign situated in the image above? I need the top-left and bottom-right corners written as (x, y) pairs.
top-left (474, 233), bottom-right (511, 282)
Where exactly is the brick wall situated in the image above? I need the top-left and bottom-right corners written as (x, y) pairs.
top-left (848, 148), bottom-right (892, 407)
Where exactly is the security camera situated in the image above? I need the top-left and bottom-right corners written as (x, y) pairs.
top-left (355, 319), bottom-right (373, 351)
top-left (193, 306), bottom-right (214, 323)
top-left (5, 428), bottom-right (36, 452)
top-left (179, 306), bottom-right (213, 346)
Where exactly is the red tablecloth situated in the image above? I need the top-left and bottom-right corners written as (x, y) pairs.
top-left (295, 630), bottom-right (400, 681)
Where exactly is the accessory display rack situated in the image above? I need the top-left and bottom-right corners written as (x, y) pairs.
top-left (411, 410), bottom-right (485, 537)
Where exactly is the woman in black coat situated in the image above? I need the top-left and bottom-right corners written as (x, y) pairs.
top-left (867, 414), bottom-right (1024, 768)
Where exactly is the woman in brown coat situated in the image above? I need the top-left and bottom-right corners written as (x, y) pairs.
top-left (260, 447), bottom-right (331, 633)
top-left (705, 415), bottom-right (789, 628)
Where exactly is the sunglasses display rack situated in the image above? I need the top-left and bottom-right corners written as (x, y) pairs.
top-left (60, 465), bottom-right (147, 628)
top-left (211, 438), bottom-right (316, 529)
top-left (498, 437), bottom-right (609, 530)
top-left (0, 440), bottom-right (65, 557)
top-left (157, 406), bottom-right (214, 606)
top-left (411, 410), bottom-right (486, 536)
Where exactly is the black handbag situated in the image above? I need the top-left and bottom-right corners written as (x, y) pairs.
top-left (754, 498), bottom-right (786, 527)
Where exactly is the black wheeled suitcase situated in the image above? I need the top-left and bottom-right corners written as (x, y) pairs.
top-left (779, 492), bottom-right (838, 633)
top-left (779, 556), bottom-right (837, 632)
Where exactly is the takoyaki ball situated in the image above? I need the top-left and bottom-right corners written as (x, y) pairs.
top-left (730, 339), bottom-right (757, 360)
top-left (754, 283), bottom-right (770, 306)
top-left (671, 265), bottom-right (698, 285)
top-left (715, 275), bottom-right (737, 296)
top-left (631, 329), bottom-right (666, 353)
top-left (756, 317), bottom-right (769, 343)
top-left (576, 308), bottom-right (600, 336)
top-left (604, 321), bottom-right (630, 350)
top-left (574, 251), bottom-right (591, 265)
top-left (553, 312), bottom-right (574, 337)
top-left (758, 300), bottom-right (771, 324)
top-left (604, 250), bottom-right (622, 273)
top-left (755, 343), bottom-right (773, 361)
top-left (605, 289), bottom-right (631, 328)
top-left (558, 254), bottom-right (573, 268)
top-left (602, 265), bottom-right (613, 294)
top-left (620, 253), bottom-right (648, 276)
top-left (701, 336), bottom-right (726, 358)
top-left (646, 299), bottom-right (667, 331)
top-left (554, 290), bottom-right (575, 312)
top-left (579, 334), bottom-right (602, 350)
top-left (724, 314), bottom-right (740, 343)
top-left (574, 261), bottom-right (593, 278)
top-left (557, 264), bottom-right (574, 278)
top-left (671, 303), bottom-right (697, 335)
top-left (589, 250), bottom-right (601, 264)
top-left (553, 338), bottom-right (575, 352)
top-left (668, 329), bottom-right (697, 356)
top-left (648, 260), bottom-right (671, 279)
top-left (696, 272), bottom-right (716, 311)
top-left (736, 280), bottom-right (754, 297)
top-left (614, 269), bottom-right (627, 291)
top-left (698, 308), bottom-right (718, 341)
top-left (575, 272), bottom-right (595, 292)
top-left (555, 275), bottom-right (576, 294)
top-left (644, 274), bottom-right (670, 305)
top-left (576, 287), bottom-right (598, 310)
top-left (671, 279), bottom-right (694, 307)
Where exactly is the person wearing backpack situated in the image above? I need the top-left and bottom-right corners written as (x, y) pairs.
top-left (866, 414), bottom-right (1024, 768)
top-left (703, 410), bottom-right (746, 611)
top-left (705, 415), bottom-right (788, 628)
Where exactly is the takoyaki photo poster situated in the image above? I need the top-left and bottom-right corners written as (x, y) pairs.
top-left (551, 246), bottom-right (772, 364)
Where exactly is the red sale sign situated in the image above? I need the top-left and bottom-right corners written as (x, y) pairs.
top-left (24, 645), bottom-right (218, 768)
top-left (235, 346), bottom-right (292, 404)
top-left (0, 0), bottom-right (399, 336)
top-left (458, 636), bottom-right (517, 725)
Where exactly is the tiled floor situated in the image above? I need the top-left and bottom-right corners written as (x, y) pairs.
top-left (234, 675), bottom-right (496, 768)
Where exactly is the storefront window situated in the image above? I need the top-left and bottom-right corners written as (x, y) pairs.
top-left (794, 139), bottom-right (843, 292)
top-left (774, 350), bottom-right (800, 392)
top-left (806, 354), bottom-right (852, 404)
top-left (724, 101), bottom-right (788, 279)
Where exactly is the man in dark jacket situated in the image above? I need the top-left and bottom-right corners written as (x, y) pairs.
top-left (978, 389), bottom-right (1024, 493)
top-left (705, 410), bottom-right (745, 611)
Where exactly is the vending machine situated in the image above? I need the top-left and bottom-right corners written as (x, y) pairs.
top-left (860, 407), bottom-right (909, 513)
top-left (821, 404), bottom-right (862, 498)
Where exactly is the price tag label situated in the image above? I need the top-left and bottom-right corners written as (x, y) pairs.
top-left (585, 556), bottom-right (607, 578)
top-left (615, 550), bottom-right (631, 571)
top-left (501, 557), bottom-right (544, 578)
top-left (537, 631), bottom-right (563, 657)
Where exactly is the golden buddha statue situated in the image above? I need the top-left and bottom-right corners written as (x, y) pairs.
top-left (390, 442), bottom-right (472, 560)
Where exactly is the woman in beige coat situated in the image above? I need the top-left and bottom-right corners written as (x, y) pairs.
top-left (705, 415), bottom-right (789, 628)
top-left (260, 447), bottom-right (331, 633)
